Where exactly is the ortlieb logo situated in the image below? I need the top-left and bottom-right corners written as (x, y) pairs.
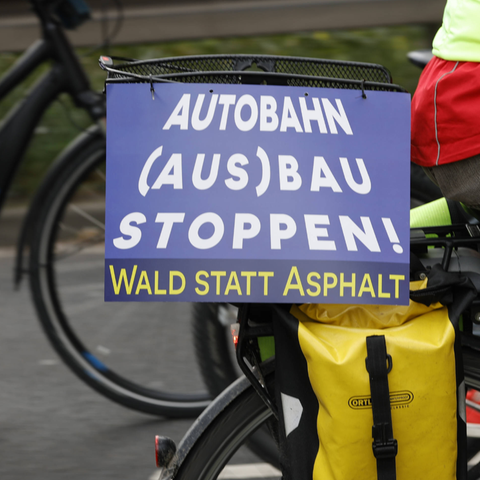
top-left (348, 391), bottom-right (414, 410)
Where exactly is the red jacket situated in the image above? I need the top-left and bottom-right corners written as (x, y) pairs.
top-left (411, 56), bottom-right (480, 167)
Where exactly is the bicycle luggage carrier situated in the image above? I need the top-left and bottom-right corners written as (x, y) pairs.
top-left (100, 54), bottom-right (406, 93)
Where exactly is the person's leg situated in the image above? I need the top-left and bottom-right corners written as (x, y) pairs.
top-left (425, 154), bottom-right (480, 210)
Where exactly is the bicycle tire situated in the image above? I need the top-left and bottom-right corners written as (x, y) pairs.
top-left (28, 128), bottom-right (210, 417)
top-left (171, 363), bottom-right (480, 480)
top-left (173, 369), bottom-right (278, 480)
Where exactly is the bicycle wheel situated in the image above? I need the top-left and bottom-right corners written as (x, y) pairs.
top-left (171, 361), bottom-right (480, 480)
top-left (173, 369), bottom-right (279, 480)
top-left (28, 129), bottom-right (210, 417)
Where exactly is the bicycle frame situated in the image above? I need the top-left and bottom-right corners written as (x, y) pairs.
top-left (0, 0), bottom-right (105, 210)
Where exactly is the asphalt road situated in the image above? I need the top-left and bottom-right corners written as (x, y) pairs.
top-left (0, 246), bottom-right (197, 480)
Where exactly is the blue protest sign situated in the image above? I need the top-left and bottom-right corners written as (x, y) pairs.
top-left (105, 82), bottom-right (411, 304)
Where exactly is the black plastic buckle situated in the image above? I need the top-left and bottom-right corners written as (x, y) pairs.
top-left (372, 424), bottom-right (398, 459)
top-left (372, 439), bottom-right (398, 459)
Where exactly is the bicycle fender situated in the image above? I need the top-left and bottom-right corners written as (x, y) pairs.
top-left (160, 359), bottom-right (275, 480)
top-left (14, 125), bottom-right (105, 287)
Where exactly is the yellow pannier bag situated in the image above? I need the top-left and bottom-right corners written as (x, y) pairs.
top-left (272, 265), bottom-right (477, 480)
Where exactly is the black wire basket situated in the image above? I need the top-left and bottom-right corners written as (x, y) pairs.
top-left (99, 54), bottom-right (406, 93)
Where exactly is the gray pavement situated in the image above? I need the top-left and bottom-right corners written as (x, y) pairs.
top-left (0, 247), bottom-right (195, 480)
top-left (0, 207), bottom-right (201, 479)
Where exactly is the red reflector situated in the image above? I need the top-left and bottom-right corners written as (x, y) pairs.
top-left (155, 436), bottom-right (161, 468)
top-left (99, 56), bottom-right (114, 67)
top-left (155, 436), bottom-right (176, 469)
top-left (231, 323), bottom-right (240, 348)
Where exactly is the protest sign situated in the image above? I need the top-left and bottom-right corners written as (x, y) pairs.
top-left (105, 82), bottom-right (411, 304)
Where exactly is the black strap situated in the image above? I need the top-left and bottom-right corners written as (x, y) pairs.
top-left (365, 335), bottom-right (397, 480)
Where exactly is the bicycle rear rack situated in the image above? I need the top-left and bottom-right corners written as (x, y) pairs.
top-left (411, 224), bottom-right (480, 271)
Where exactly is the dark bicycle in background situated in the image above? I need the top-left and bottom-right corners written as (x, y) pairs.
top-left (1, 0), bottom-right (211, 417)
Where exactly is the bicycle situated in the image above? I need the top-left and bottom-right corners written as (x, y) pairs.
top-left (1, 0), bottom-right (211, 417)
top-left (153, 225), bottom-right (480, 480)
top-left (100, 53), bottom-right (480, 480)
top-left (100, 51), bottom-right (463, 479)
top-left (182, 49), bottom-right (480, 476)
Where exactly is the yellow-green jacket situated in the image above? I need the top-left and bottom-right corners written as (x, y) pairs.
top-left (433, 0), bottom-right (480, 62)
